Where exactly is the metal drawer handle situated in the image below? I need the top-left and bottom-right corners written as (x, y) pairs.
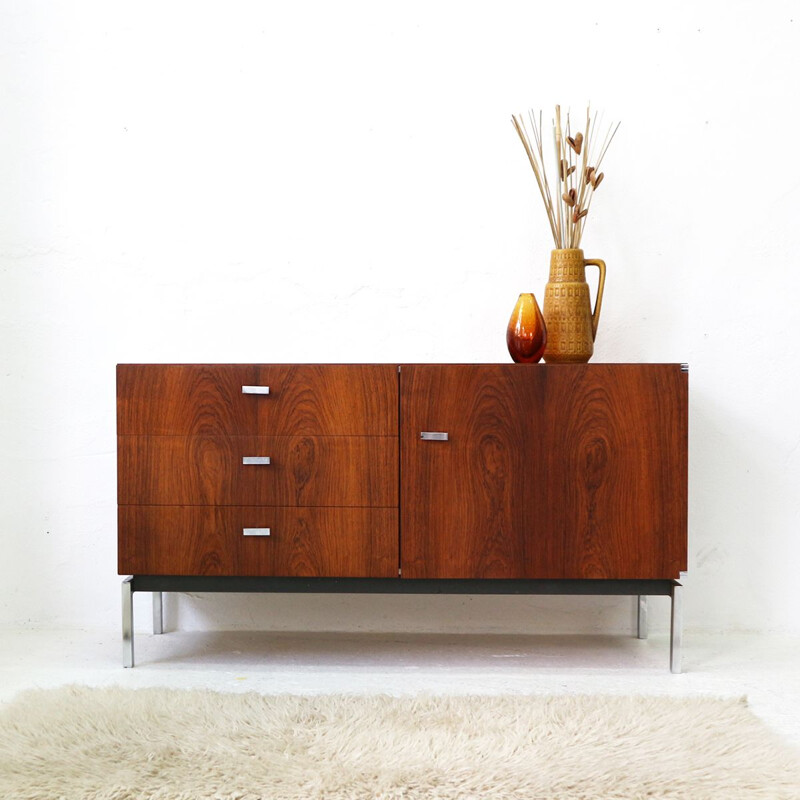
top-left (242, 385), bottom-right (270, 395)
top-left (242, 456), bottom-right (271, 465)
top-left (420, 431), bottom-right (449, 441)
top-left (243, 528), bottom-right (271, 537)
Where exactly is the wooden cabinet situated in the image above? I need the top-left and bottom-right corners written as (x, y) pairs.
top-left (119, 363), bottom-right (687, 581)
top-left (118, 363), bottom-right (688, 670)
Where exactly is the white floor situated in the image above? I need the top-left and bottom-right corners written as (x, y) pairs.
top-left (2, 626), bottom-right (799, 748)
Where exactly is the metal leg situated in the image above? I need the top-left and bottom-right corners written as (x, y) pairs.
top-left (670, 582), bottom-right (683, 674)
top-left (637, 595), bottom-right (648, 639)
top-left (153, 591), bottom-right (163, 635)
top-left (122, 577), bottom-right (134, 668)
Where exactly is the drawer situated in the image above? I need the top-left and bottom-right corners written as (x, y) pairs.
top-left (118, 506), bottom-right (398, 577)
top-left (118, 435), bottom-right (398, 507)
top-left (117, 364), bottom-right (398, 436)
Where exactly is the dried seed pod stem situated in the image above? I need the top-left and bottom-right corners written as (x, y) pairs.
top-left (511, 114), bottom-right (559, 244)
top-left (529, 109), bottom-right (558, 239)
top-left (595, 122), bottom-right (620, 170)
top-left (563, 109), bottom-right (577, 246)
top-left (572, 106), bottom-right (592, 247)
top-left (554, 105), bottom-right (565, 247)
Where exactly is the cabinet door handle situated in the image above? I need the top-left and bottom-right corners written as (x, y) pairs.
top-left (242, 456), bottom-right (271, 465)
top-left (242, 385), bottom-right (270, 395)
top-left (420, 431), bottom-right (449, 441)
top-left (242, 528), bottom-right (271, 536)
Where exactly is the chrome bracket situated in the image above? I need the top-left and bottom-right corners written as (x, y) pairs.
top-left (670, 573), bottom-right (686, 674)
top-left (637, 595), bottom-right (648, 639)
top-left (153, 591), bottom-right (163, 635)
top-left (122, 577), bottom-right (133, 668)
top-left (123, 581), bottom-right (165, 667)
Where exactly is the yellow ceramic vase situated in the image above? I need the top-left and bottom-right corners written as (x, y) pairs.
top-left (542, 249), bottom-right (606, 364)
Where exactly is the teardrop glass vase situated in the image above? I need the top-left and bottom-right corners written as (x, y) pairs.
top-left (506, 292), bottom-right (547, 363)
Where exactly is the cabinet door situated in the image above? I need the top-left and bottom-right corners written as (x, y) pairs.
top-left (400, 364), bottom-right (687, 580)
top-left (401, 365), bottom-right (554, 579)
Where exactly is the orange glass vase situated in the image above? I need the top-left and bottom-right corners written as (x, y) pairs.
top-left (506, 293), bottom-right (547, 363)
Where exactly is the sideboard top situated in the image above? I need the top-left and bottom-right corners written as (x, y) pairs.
top-left (116, 362), bottom-right (688, 368)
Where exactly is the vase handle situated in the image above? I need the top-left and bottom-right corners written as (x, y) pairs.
top-left (584, 258), bottom-right (606, 341)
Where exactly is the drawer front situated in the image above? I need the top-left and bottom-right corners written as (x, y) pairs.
top-left (118, 435), bottom-right (398, 507)
top-left (117, 364), bottom-right (398, 436)
top-left (118, 506), bottom-right (398, 577)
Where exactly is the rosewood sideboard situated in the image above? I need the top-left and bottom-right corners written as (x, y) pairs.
top-left (118, 363), bottom-right (688, 670)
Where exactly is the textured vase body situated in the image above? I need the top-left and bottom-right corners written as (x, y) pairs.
top-left (506, 293), bottom-right (547, 363)
top-left (543, 249), bottom-right (606, 364)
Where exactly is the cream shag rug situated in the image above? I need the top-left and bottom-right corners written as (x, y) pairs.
top-left (1, 688), bottom-right (799, 800)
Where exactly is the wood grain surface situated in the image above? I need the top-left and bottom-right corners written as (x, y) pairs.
top-left (118, 435), bottom-right (397, 507)
top-left (400, 364), bottom-right (687, 580)
top-left (118, 506), bottom-right (398, 577)
top-left (117, 365), bottom-right (398, 436)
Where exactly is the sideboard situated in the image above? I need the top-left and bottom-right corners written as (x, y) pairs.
top-left (118, 363), bottom-right (688, 670)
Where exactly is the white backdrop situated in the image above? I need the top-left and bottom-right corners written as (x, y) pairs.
top-left (1, 1), bottom-right (798, 635)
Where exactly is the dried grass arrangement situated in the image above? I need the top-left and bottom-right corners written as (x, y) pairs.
top-left (512, 106), bottom-right (619, 249)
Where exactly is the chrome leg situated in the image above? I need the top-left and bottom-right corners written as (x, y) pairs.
top-left (670, 582), bottom-right (683, 674)
top-left (153, 592), bottom-right (163, 635)
top-left (637, 595), bottom-right (648, 639)
top-left (122, 577), bottom-right (134, 668)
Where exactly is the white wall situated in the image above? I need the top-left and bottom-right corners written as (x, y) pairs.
top-left (1, 1), bottom-right (798, 636)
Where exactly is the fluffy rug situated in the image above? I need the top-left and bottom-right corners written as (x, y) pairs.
top-left (1, 688), bottom-right (799, 799)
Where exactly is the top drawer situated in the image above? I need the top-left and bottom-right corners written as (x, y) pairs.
top-left (117, 365), bottom-right (398, 436)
